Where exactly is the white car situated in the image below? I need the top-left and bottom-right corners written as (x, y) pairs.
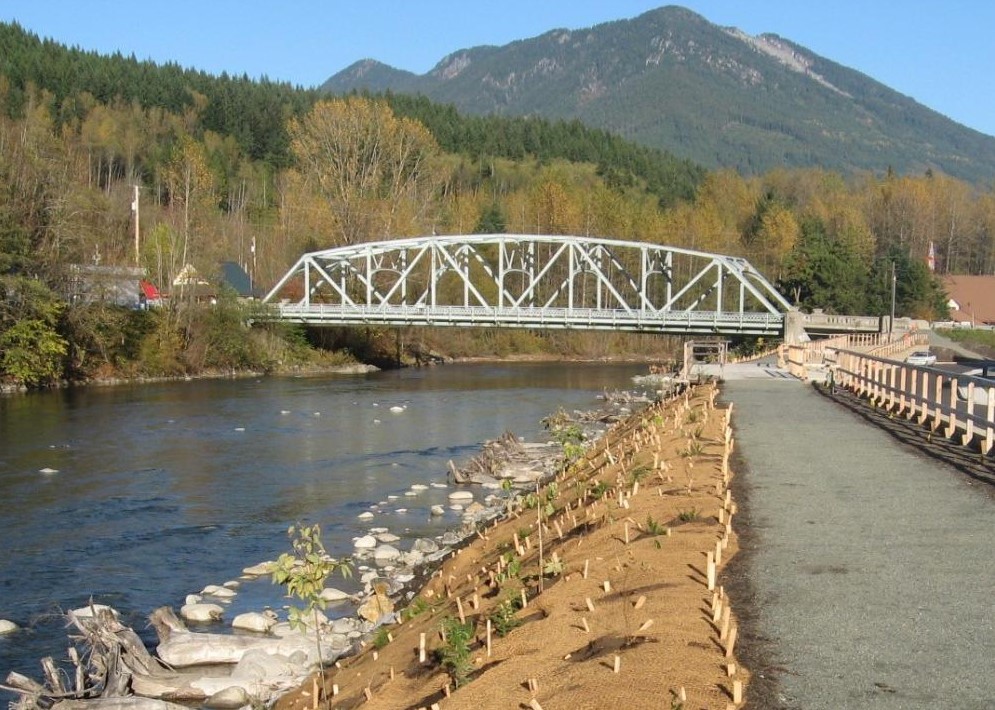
top-left (905, 350), bottom-right (937, 366)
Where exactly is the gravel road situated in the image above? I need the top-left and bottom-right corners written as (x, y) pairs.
top-left (722, 378), bottom-right (995, 709)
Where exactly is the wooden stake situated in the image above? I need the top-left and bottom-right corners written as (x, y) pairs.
top-left (712, 597), bottom-right (723, 624)
top-left (585, 597), bottom-right (596, 612)
top-left (706, 551), bottom-right (716, 591)
top-left (486, 619), bottom-right (492, 657)
top-left (529, 700), bottom-right (544, 710)
top-left (715, 539), bottom-right (723, 566)
top-left (390, 666), bottom-right (395, 680)
top-left (331, 684), bottom-right (339, 697)
top-left (583, 559), bottom-right (589, 579)
top-left (613, 655), bottom-right (621, 673)
top-left (634, 595), bottom-right (646, 610)
top-left (733, 679), bottom-right (743, 704)
top-left (456, 596), bottom-right (465, 623)
top-left (419, 633), bottom-right (426, 663)
top-left (726, 663), bottom-right (736, 677)
top-left (603, 580), bottom-right (612, 593)
top-left (637, 619), bottom-right (654, 632)
top-left (363, 687), bottom-right (373, 701)
top-left (725, 625), bottom-right (738, 657)
top-left (581, 617), bottom-right (590, 633)
top-left (624, 523), bottom-right (630, 544)
top-left (720, 607), bottom-right (731, 641)
top-left (521, 588), bottom-right (528, 608)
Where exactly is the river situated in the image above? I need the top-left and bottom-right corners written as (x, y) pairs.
top-left (0, 361), bottom-right (646, 688)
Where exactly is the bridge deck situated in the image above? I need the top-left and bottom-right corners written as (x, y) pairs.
top-left (724, 379), bottom-right (994, 708)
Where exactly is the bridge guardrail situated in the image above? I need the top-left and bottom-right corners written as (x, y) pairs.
top-left (834, 348), bottom-right (995, 456)
top-left (272, 303), bottom-right (785, 334)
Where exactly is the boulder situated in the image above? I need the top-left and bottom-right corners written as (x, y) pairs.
top-left (319, 587), bottom-right (351, 603)
top-left (357, 584), bottom-right (394, 625)
top-left (203, 686), bottom-right (252, 709)
top-left (376, 532), bottom-right (400, 543)
top-left (373, 544), bottom-right (400, 562)
top-left (180, 603), bottom-right (224, 623)
top-left (241, 561), bottom-right (275, 577)
top-left (430, 505), bottom-right (445, 516)
top-left (0, 619), bottom-right (17, 635)
top-left (411, 538), bottom-right (439, 554)
top-left (448, 490), bottom-right (474, 502)
top-left (353, 535), bottom-right (377, 550)
top-left (357, 511), bottom-right (375, 520)
top-left (201, 585), bottom-right (236, 599)
top-left (231, 612), bottom-right (277, 633)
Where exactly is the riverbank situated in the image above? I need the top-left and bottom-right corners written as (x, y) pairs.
top-left (0, 362), bottom-right (381, 395)
top-left (272, 382), bottom-right (744, 710)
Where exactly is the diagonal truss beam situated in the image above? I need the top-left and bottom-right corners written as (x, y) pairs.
top-left (263, 234), bottom-right (792, 335)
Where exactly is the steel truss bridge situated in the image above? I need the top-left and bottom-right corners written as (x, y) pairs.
top-left (263, 234), bottom-right (797, 336)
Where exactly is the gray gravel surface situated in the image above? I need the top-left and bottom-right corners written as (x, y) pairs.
top-left (723, 379), bottom-right (995, 710)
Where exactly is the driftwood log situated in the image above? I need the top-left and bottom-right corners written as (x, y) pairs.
top-left (448, 431), bottom-right (563, 485)
top-left (4, 606), bottom-right (326, 710)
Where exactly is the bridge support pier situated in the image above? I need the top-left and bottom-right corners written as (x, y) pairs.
top-left (784, 309), bottom-right (811, 345)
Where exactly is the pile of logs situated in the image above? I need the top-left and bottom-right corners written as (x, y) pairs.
top-left (4, 605), bottom-right (337, 710)
top-left (447, 431), bottom-right (560, 485)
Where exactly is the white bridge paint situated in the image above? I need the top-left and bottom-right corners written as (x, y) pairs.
top-left (263, 234), bottom-right (881, 337)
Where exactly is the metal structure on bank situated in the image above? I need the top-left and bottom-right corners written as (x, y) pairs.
top-left (263, 234), bottom-right (793, 336)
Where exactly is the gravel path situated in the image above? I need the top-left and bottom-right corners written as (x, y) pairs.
top-left (723, 379), bottom-right (995, 710)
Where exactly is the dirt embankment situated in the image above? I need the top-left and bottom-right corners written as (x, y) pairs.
top-left (275, 383), bottom-right (746, 710)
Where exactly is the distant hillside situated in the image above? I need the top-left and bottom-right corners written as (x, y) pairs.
top-left (323, 5), bottom-right (995, 183)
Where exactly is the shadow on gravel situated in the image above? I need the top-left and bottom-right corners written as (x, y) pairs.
top-left (815, 384), bottom-right (995, 495)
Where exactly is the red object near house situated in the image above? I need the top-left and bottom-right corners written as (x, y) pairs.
top-left (139, 280), bottom-right (160, 300)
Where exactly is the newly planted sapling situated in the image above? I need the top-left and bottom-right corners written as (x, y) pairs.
top-left (272, 523), bottom-right (353, 708)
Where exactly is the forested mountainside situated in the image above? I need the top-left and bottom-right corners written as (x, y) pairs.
top-left (324, 6), bottom-right (995, 183)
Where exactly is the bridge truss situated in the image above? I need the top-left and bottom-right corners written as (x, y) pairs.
top-left (263, 234), bottom-right (792, 336)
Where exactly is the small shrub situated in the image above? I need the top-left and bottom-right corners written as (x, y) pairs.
top-left (589, 480), bottom-right (610, 498)
top-left (629, 466), bottom-right (650, 485)
top-left (677, 508), bottom-right (701, 523)
top-left (402, 596), bottom-right (431, 621)
top-left (543, 552), bottom-right (564, 576)
top-left (437, 617), bottom-right (475, 688)
top-left (681, 441), bottom-right (705, 459)
top-left (489, 598), bottom-right (523, 637)
top-left (372, 626), bottom-right (391, 649)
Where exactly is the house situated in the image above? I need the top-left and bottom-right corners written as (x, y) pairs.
top-left (942, 275), bottom-right (995, 326)
top-left (65, 265), bottom-right (146, 308)
top-left (218, 261), bottom-right (256, 299)
top-left (172, 264), bottom-right (216, 302)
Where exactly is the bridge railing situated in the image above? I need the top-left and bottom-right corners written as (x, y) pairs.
top-left (834, 348), bottom-right (995, 456)
top-left (271, 302), bottom-right (785, 334)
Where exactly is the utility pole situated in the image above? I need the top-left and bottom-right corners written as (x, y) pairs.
top-left (131, 185), bottom-right (141, 267)
top-left (889, 261), bottom-right (896, 335)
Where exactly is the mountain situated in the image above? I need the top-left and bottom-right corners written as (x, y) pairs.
top-left (322, 5), bottom-right (995, 183)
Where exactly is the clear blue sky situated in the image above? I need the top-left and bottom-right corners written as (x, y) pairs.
top-left (2, 1), bottom-right (993, 137)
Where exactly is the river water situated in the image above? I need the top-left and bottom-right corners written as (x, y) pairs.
top-left (0, 361), bottom-right (645, 687)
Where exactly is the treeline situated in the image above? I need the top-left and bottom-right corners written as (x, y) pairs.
top-left (0, 20), bottom-right (989, 388)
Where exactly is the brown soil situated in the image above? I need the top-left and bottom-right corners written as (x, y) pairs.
top-left (274, 384), bottom-right (745, 710)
